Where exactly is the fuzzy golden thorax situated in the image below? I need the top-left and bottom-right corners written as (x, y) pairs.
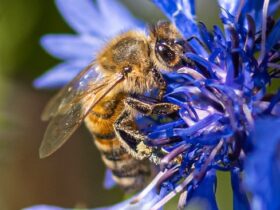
top-left (96, 31), bottom-right (156, 95)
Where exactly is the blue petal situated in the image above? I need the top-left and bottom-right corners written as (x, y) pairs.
top-left (41, 34), bottom-right (103, 60)
top-left (148, 113), bottom-right (223, 139)
top-left (23, 205), bottom-right (65, 210)
top-left (152, 0), bottom-right (196, 20)
top-left (55, 0), bottom-right (141, 37)
top-left (152, 0), bottom-right (206, 56)
top-left (55, 0), bottom-right (104, 35)
top-left (231, 169), bottom-right (251, 210)
top-left (268, 0), bottom-right (280, 15)
top-left (198, 22), bottom-right (214, 51)
top-left (34, 60), bottom-right (91, 89)
top-left (96, 0), bottom-right (144, 35)
top-left (185, 52), bottom-right (217, 78)
top-left (186, 170), bottom-right (218, 210)
top-left (263, 90), bottom-right (280, 115)
top-left (218, 0), bottom-right (280, 29)
top-left (174, 114), bottom-right (223, 136)
top-left (218, 0), bottom-right (240, 17)
top-left (243, 0), bottom-right (280, 21)
top-left (24, 189), bottom-right (164, 210)
top-left (91, 189), bottom-right (163, 210)
top-left (212, 25), bottom-right (226, 47)
top-left (266, 19), bottom-right (280, 52)
top-left (245, 117), bottom-right (280, 210)
top-left (103, 169), bottom-right (116, 190)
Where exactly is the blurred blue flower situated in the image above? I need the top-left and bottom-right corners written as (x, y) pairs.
top-left (245, 117), bottom-right (280, 210)
top-left (24, 189), bottom-right (163, 210)
top-left (32, 0), bottom-right (280, 210)
top-left (34, 0), bottom-right (143, 88)
top-left (23, 206), bottom-right (64, 210)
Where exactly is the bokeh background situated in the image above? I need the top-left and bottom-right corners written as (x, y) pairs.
top-left (1, 0), bottom-right (271, 209)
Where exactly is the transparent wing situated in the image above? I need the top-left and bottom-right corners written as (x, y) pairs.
top-left (39, 68), bottom-right (124, 158)
top-left (41, 64), bottom-right (100, 121)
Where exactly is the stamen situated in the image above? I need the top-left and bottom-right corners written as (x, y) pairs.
top-left (130, 170), bottom-right (169, 204)
top-left (194, 140), bottom-right (224, 181)
top-left (160, 144), bottom-right (189, 171)
top-left (156, 167), bottom-right (179, 190)
top-left (268, 63), bottom-right (280, 69)
top-left (177, 190), bottom-right (188, 210)
top-left (151, 172), bottom-right (194, 210)
top-left (243, 104), bottom-right (254, 127)
top-left (244, 14), bottom-right (256, 53)
top-left (259, 0), bottom-right (271, 63)
top-left (269, 51), bottom-right (280, 62)
top-left (235, 0), bottom-right (245, 23)
top-left (177, 67), bottom-right (206, 80)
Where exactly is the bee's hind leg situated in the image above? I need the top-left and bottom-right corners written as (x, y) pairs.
top-left (114, 108), bottom-right (151, 160)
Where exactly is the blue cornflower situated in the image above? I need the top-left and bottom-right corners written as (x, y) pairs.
top-left (145, 0), bottom-right (280, 209)
top-left (29, 0), bottom-right (280, 210)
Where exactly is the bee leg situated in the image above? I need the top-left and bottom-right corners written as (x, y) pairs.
top-left (151, 68), bottom-right (166, 100)
top-left (114, 109), bottom-right (152, 160)
top-left (114, 97), bottom-right (179, 161)
top-left (125, 97), bottom-right (180, 116)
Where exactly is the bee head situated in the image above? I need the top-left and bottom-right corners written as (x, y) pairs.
top-left (149, 21), bottom-right (185, 71)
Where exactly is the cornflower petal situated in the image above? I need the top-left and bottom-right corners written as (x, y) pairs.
top-left (96, 0), bottom-right (144, 35)
top-left (245, 117), bottom-right (280, 210)
top-left (55, 0), bottom-right (104, 35)
top-left (218, 0), bottom-right (280, 29)
top-left (41, 34), bottom-right (103, 60)
top-left (24, 190), bottom-right (164, 210)
top-left (242, 0), bottom-right (280, 28)
top-left (218, 0), bottom-right (243, 18)
top-left (23, 206), bottom-right (65, 210)
top-left (186, 170), bottom-right (218, 210)
top-left (103, 169), bottom-right (116, 190)
top-left (231, 168), bottom-right (251, 210)
top-left (266, 19), bottom-right (280, 51)
top-left (34, 60), bottom-right (92, 89)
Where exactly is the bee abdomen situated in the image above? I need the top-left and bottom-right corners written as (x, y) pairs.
top-left (98, 141), bottom-right (151, 192)
top-left (86, 132), bottom-right (152, 192)
top-left (110, 158), bottom-right (151, 192)
top-left (112, 164), bottom-right (151, 192)
top-left (84, 96), bottom-right (152, 192)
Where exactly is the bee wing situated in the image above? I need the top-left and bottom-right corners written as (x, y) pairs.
top-left (39, 68), bottom-right (124, 158)
top-left (41, 64), bottom-right (100, 121)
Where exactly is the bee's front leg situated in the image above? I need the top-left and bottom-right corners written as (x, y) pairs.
top-left (125, 97), bottom-right (180, 115)
top-left (151, 68), bottom-right (166, 100)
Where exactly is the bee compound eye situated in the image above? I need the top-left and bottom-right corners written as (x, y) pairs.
top-left (123, 66), bottom-right (132, 75)
top-left (156, 43), bottom-right (176, 64)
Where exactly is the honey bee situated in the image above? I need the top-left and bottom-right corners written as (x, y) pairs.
top-left (40, 21), bottom-right (188, 192)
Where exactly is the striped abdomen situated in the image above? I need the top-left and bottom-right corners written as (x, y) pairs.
top-left (84, 94), bottom-right (151, 192)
